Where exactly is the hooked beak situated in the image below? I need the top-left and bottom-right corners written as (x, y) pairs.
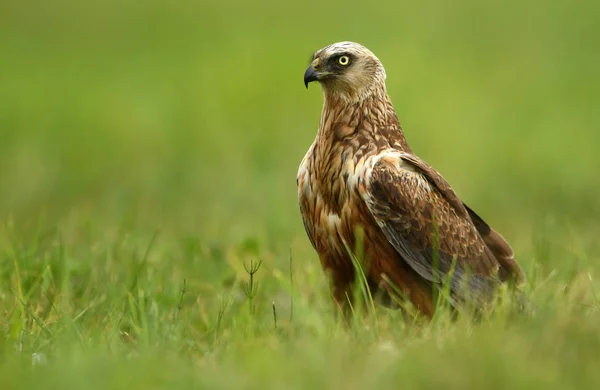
top-left (303, 65), bottom-right (319, 88)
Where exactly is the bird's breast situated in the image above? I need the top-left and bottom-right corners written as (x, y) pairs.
top-left (298, 143), bottom-right (373, 265)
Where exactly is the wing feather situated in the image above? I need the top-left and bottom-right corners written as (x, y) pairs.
top-left (463, 203), bottom-right (525, 285)
top-left (360, 150), bottom-right (516, 306)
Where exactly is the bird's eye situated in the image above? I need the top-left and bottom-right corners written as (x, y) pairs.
top-left (338, 55), bottom-right (351, 66)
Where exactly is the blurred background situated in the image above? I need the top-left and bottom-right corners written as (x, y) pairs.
top-left (1, 0), bottom-right (599, 275)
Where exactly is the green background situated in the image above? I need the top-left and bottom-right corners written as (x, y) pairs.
top-left (1, 0), bottom-right (599, 388)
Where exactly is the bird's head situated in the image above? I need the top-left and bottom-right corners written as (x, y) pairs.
top-left (304, 41), bottom-right (387, 103)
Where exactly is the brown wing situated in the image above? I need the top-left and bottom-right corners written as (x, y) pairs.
top-left (462, 203), bottom-right (525, 285)
top-left (401, 153), bottom-right (524, 283)
top-left (360, 151), bottom-right (520, 306)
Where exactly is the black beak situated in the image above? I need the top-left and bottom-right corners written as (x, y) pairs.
top-left (304, 65), bottom-right (318, 88)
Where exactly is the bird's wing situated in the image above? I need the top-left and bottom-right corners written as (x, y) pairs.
top-left (359, 150), bottom-right (514, 304)
top-left (462, 203), bottom-right (525, 285)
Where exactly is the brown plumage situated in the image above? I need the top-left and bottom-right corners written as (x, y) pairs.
top-left (298, 41), bottom-right (525, 318)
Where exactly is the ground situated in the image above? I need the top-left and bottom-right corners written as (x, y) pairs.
top-left (1, 0), bottom-right (600, 388)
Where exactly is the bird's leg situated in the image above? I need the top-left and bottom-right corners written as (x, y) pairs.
top-left (367, 278), bottom-right (401, 309)
top-left (333, 285), bottom-right (353, 324)
top-left (330, 270), bottom-right (356, 325)
top-left (378, 271), bottom-right (435, 320)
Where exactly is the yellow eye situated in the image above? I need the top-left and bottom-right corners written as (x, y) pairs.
top-left (338, 55), bottom-right (350, 66)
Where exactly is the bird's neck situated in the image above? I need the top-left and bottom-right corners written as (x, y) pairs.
top-left (317, 90), bottom-right (412, 153)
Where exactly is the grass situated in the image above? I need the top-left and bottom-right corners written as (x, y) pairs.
top-left (1, 0), bottom-right (600, 388)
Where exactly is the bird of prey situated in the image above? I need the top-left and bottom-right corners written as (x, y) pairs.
top-left (298, 41), bottom-right (525, 318)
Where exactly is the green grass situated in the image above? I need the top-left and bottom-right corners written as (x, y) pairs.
top-left (1, 0), bottom-right (600, 388)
